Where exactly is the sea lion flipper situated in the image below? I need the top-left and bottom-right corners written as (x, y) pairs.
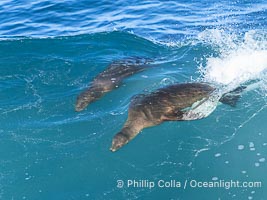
top-left (219, 86), bottom-right (246, 107)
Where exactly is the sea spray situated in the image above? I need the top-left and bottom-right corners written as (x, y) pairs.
top-left (203, 49), bottom-right (267, 85)
top-left (197, 29), bottom-right (267, 92)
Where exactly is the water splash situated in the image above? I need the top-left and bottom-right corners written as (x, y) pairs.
top-left (192, 29), bottom-right (267, 155)
top-left (198, 29), bottom-right (267, 92)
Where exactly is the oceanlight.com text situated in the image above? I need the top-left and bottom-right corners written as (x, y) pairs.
top-left (116, 179), bottom-right (262, 190)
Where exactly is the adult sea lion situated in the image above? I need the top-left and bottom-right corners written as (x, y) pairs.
top-left (110, 83), bottom-right (244, 152)
top-left (75, 57), bottom-right (152, 112)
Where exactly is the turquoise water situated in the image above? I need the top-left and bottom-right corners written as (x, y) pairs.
top-left (1, 1), bottom-right (267, 200)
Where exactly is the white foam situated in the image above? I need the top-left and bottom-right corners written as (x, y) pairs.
top-left (238, 145), bottom-right (245, 150)
top-left (214, 153), bottom-right (221, 157)
top-left (204, 50), bottom-right (267, 85)
top-left (182, 95), bottom-right (219, 120)
top-left (249, 142), bottom-right (255, 148)
top-left (198, 29), bottom-right (267, 90)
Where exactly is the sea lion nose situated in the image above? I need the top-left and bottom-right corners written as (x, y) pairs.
top-left (110, 147), bottom-right (116, 152)
top-left (75, 106), bottom-right (83, 112)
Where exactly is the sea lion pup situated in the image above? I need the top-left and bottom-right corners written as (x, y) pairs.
top-left (110, 83), bottom-right (244, 152)
top-left (75, 57), bottom-right (152, 112)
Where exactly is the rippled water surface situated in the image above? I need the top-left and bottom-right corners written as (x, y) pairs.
top-left (0, 0), bottom-right (267, 199)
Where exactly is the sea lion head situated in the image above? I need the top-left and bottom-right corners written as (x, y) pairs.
top-left (75, 89), bottom-right (102, 112)
top-left (110, 132), bottom-right (129, 152)
top-left (75, 86), bottom-right (104, 112)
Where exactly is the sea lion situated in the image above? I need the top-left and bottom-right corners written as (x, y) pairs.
top-left (110, 83), bottom-right (243, 152)
top-left (75, 57), bottom-right (152, 112)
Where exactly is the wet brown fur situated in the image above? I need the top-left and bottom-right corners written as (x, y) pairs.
top-left (110, 83), bottom-right (215, 152)
top-left (75, 58), bottom-right (151, 111)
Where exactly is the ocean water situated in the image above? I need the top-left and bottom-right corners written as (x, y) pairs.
top-left (1, 0), bottom-right (267, 199)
